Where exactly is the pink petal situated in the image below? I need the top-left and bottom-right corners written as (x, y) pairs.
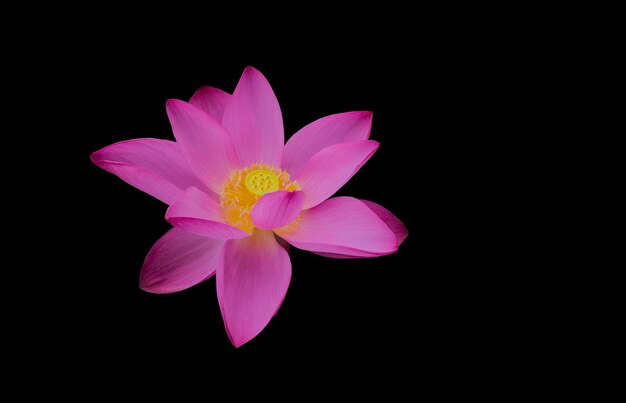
top-left (296, 141), bottom-right (379, 209)
top-left (222, 67), bottom-right (283, 167)
top-left (140, 228), bottom-right (225, 294)
top-left (166, 99), bottom-right (239, 194)
top-left (275, 197), bottom-right (398, 257)
top-left (166, 187), bottom-right (250, 239)
top-left (313, 201), bottom-right (408, 259)
top-left (251, 190), bottom-right (305, 230)
top-left (91, 138), bottom-right (209, 205)
top-left (217, 230), bottom-right (291, 347)
top-left (360, 200), bottom-right (408, 246)
top-left (282, 111), bottom-right (372, 178)
top-left (189, 86), bottom-right (231, 123)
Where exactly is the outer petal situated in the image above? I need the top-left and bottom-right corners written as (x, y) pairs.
top-left (189, 86), bottom-right (231, 122)
top-left (217, 230), bottom-right (291, 347)
top-left (166, 187), bottom-right (250, 239)
top-left (222, 67), bottom-right (283, 167)
top-left (91, 138), bottom-right (209, 205)
top-left (140, 228), bottom-right (225, 294)
top-left (251, 190), bottom-right (305, 230)
top-left (282, 111), bottom-right (372, 178)
top-left (166, 99), bottom-right (239, 194)
top-left (275, 197), bottom-right (398, 257)
top-left (360, 200), bottom-right (408, 246)
top-left (296, 140), bottom-right (379, 209)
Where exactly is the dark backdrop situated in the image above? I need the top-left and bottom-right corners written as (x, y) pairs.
top-left (55, 45), bottom-right (506, 370)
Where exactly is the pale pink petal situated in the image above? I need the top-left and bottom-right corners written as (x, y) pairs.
top-left (140, 228), bottom-right (225, 294)
top-left (166, 187), bottom-right (250, 239)
top-left (313, 200), bottom-right (408, 257)
top-left (217, 230), bottom-right (291, 347)
top-left (275, 197), bottom-right (397, 257)
top-left (296, 141), bottom-right (379, 209)
top-left (189, 86), bottom-right (231, 122)
top-left (91, 138), bottom-right (210, 205)
top-left (166, 99), bottom-right (239, 194)
top-left (222, 67), bottom-right (283, 167)
top-left (251, 190), bottom-right (305, 230)
top-left (282, 111), bottom-right (372, 178)
top-left (360, 200), bottom-right (408, 246)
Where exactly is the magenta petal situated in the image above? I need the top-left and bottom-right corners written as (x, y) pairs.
top-left (222, 67), bottom-right (284, 167)
top-left (91, 138), bottom-right (209, 205)
top-left (166, 99), bottom-right (239, 194)
top-left (360, 200), bottom-right (408, 246)
top-left (296, 140), bottom-right (379, 209)
top-left (166, 187), bottom-right (250, 239)
top-left (189, 86), bottom-right (231, 123)
top-left (282, 111), bottom-right (372, 178)
top-left (251, 190), bottom-right (305, 230)
top-left (275, 197), bottom-right (398, 257)
top-left (217, 230), bottom-right (291, 347)
top-left (313, 201), bottom-right (407, 258)
top-left (140, 228), bottom-right (225, 294)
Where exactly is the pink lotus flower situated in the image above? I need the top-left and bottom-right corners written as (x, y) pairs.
top-left (91, 67), bottom-right (407, 347)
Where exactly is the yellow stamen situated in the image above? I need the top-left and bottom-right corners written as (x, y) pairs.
top-left (220, 163), bottom-right (300, 233)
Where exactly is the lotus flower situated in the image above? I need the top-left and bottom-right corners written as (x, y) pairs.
top-left (91, 67), bottom-right (407, 347)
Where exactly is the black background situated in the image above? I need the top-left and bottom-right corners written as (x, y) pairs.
top-left (7, 7), bottom-right (578, 391)
top-left (51, 39), bottom-right (517, 372)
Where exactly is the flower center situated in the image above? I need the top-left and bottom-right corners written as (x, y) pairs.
top-left (245, 169), bottom-right (279, 196)
top-left (221, 163), bottom-right (300, 233)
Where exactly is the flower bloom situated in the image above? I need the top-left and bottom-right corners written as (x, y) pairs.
top-left (91, 67), bottom-right (407, 346)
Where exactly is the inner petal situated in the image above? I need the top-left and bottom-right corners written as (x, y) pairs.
top-left (220, 163), bottom-right (300, 233)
